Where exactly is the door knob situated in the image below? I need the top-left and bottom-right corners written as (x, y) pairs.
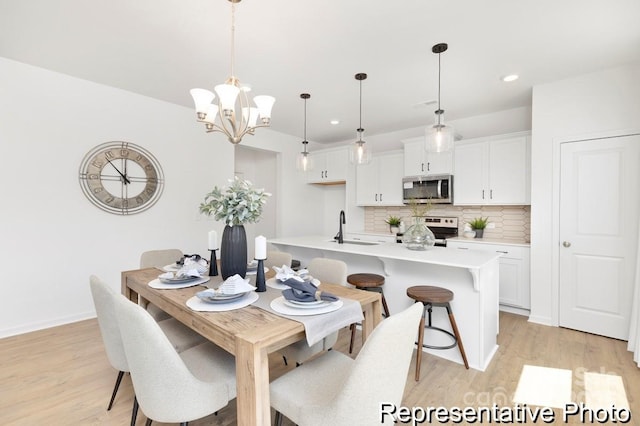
top-left (562, 241), bottom-right (571, 247)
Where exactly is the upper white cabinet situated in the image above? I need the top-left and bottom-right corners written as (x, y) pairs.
top-left (307, 147), bottom-right (348, 184)
top-left (356, 151), bottom-right (404, 206)
top-left (453, 133), bottom-right (531, 205)
top-left (402, 137), bottom-right (453, 177)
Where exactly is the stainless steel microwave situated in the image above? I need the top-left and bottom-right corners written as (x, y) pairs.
top-left (402, 174), bottom-right (453, 204)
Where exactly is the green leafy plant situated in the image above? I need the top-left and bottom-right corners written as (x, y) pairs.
top-left (406, 198), bottom-right (432, 218)
top-left (385, 216), bottom-right (402, 227)
top-left (468, 216), bottom-right (489, 230)
top-left (199, 177), bottom-right (271, 226)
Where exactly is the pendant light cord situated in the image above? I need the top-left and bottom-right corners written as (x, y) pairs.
top-left (437, 50), bottom-right (442, 127)
top-left (303, 96), bottom-right (308, 153)
top-left (358, 78), bottom-right (363, 142)
top-left (230, 2), bottom-right (236, 78)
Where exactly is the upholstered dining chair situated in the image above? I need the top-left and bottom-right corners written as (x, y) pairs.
top-left (113, 291), bottom-right (237, 426)
top-left (271, 302), bottom-right (423, 425)
top-left (139, 249), bottom-right (184, 321)
top-left (279, 257), bottom-right (348, 366)
top-left (89, 275), bottom-right (204, 422)
top-left (264, 250), bottom-right (293, 270)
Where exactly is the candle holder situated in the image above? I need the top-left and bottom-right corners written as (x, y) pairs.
top-left (208, 249), bottom-right (219, 276)
top-left (255, 258), bottom-right (266, 292)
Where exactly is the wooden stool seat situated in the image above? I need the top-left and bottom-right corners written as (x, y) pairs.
top-left (407, 285), bottom-right (469, 380)
top-left (347, 273), bottom-right (389, 354)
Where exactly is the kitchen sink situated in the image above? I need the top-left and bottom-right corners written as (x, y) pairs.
top-left (328, 239), bottom-right (381, 246)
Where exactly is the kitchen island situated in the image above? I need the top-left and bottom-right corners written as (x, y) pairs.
top-left (270, 236), bottom-right (501, 371)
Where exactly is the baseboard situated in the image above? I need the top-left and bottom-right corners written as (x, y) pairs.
top-left (527, 314), bottom-right (554, 327)
top-left (499, 304), bottom-right (530, 317)
top-left (0, 311), bottom-right (96, 339)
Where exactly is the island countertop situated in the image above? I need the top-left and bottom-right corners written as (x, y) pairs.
top-left (269, 235), bottom-right (501, 371)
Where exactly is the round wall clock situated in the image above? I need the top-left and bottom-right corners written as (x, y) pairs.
top-left (78, 141), bottom-right (164, 215)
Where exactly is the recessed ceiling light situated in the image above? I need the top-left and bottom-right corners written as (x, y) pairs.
top-left (330, 119), bottom-right (340, 125)
top-left (502, 74), bottom-right (519, 82)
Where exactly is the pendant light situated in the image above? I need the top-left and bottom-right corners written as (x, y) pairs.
top-left (425, 43), bottom-right (454, 153)
top-left (296, 93), bottom-right (312, 171)
top-left (349, 73), bottom-right (372, 165)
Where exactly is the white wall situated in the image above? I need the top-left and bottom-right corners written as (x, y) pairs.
top-left (530, 62), bottom-right (640, 325)
top-left (0, 57), bottom-right (320, 337)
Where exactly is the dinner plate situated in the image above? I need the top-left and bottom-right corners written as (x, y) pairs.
top-left (196, 291), bottom-right (248, 304)
top-left (270, 296), bottom-right (343, 316)
top-left (158, 275), bottom-right (200, 284)
top-left (162, 263), bottom-right (180, 272)
top-left (283, 299), bottom-right (330, 309)
top-left (266, 277), bottom-right (290, 290)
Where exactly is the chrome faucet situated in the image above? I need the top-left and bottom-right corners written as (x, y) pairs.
top-left (334, 210), bottom-right (346, 244)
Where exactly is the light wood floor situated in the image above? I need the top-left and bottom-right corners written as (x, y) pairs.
top-left (1, 312), bottom-right (639, 425)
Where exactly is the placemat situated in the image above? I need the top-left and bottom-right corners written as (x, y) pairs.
top-left (252, 287), bottom-right (363, 346)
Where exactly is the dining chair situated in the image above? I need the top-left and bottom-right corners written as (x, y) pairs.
top-left (264, 250), bottom-right (292, 270)
top-left (279, 257), bottom-right (347, 366)
top-left (113, 291), bottom-right (237, 426)
top-left (270, 302), bottom-right (423, 425)
top-left (139, 249), bottom-right (184, 321)
top-left (89, 275), bottom-right (204, 421)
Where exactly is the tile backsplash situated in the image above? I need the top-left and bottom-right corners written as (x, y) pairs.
top-left (365, 205), bottom-right (531, 242)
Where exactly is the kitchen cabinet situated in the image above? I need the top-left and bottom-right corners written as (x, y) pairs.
top-left (306, 147), bottom-right (348, 184)
top-left (453, 133), bottom-right (530, 205)
top-left (402, 137), bottom-right (453, 176)
top-left (447, 240), bottom-right (530, 311)
top-left (356, 151), bottom-right (404, 206)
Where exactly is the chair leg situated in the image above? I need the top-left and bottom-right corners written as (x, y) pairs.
top-left (415, 306), bottom-right (426, 381)
top-left (274, 411), bottom-right (283, 426)
top-left (145, 418), bottom-right (152, 426)
top-left (131, 396), bottom-right (139, 426)
top-left (282, 355), bottom-right (288, 366)
top-left (381, 293), bottom-right (390, 318)
top-left (107, 370), bottom-right (125, 410)
top-left (349, 323), bottom-right (357, 353)
top-left (447, 307), bottom-right (469, 369)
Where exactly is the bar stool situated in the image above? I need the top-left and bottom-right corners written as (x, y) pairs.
top-left (347, 273), bottom-right (390, 354)
top-left (407, 285), bottom-right (469, 381)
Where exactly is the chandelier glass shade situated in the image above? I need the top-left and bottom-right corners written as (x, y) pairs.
top-left (425, 43), bottom-right (454, 153)
top-left (190, 0), bottom-right (275, 145)
top-left (349, 73), bottom-right (372, 165)
top-left (296, 93), bottom-right (312, 172)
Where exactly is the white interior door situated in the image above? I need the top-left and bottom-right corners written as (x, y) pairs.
top-left (559, 135), bottom-right (640, 340)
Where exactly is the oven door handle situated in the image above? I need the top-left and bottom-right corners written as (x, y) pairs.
top-left (437, 180), bottom-right (442, 199)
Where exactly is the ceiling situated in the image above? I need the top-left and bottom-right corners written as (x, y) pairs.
top-left (1, 0), bottom-right (639, 144)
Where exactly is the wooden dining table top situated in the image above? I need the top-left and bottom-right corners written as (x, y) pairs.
top-left (121, 267), bottom-right (382, 426)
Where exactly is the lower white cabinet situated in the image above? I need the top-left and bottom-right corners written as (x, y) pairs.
top-left (447, 240), bottom-right (530, 311)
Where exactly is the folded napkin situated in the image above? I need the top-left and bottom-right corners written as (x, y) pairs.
top-left (182, 255), bottom-right (208, 274)
top-left (282, 278), bottom-right (339, 303)
top-left (273, 265), bottom-right (310, 282)
top-left (158, 269), bottom-right (200, 280)
top-left (217, 274), bottom-right (256, 295)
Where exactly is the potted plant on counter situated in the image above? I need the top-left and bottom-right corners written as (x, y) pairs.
top-left (385, 215), bottom-right (402, 234)
top-left (468, 217), bottom-right (489, 238)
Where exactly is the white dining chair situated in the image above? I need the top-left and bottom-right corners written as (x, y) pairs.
top-left (264, 251), bottom-right (292, 270)
top-left (113, 291), bottom-right (237, 425)
top-left (140, 249), bottom-right (184, 321)
top-left (89, 275), bottom-right (204, 422)
top-left (279, 257), bottom-right (348, 366)
top-left (271, 302), bottom-right (423, 425)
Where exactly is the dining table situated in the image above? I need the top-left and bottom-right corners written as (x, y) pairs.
top-left (121, 267), bottom-right (383, 426)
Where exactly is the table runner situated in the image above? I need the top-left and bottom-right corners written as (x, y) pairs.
top-left (251, 287), bottom-right (363, 346)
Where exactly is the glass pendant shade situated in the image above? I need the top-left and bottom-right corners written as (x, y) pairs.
top-left (203, 104), bottom-right (220, 125)
top-left (349, 140), bottom-right (372, 165)
top-left (296, 151), bottom-right (312, 171)
top-left (190, 89), bottom-right (216, 116)
top-left (242, 107), bottom-right (259, 128)
top-left (425, 114), bottom-right (455, 153)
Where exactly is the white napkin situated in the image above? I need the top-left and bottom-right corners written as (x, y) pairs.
top-left (217, 274), bottom-right (256, 295)
top-left (182, 256), bottom-right (208, 274)
top-left (158, 266), bottom-right (201, 280)
top-left (273, 265), bottom-right (310, 282)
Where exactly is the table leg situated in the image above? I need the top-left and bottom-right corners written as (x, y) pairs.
top-left (235, 338), bottom-right (271, 426)
top-left (361, 294), bottom-right (382, 343)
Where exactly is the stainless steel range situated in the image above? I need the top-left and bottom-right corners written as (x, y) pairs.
top-left (424, 216), bottom-right (459, 247)
top-left (395, 216), bottom-right (459, 246)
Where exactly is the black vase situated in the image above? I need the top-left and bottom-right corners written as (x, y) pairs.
top-left (220, 224), bottom-right (248, 279)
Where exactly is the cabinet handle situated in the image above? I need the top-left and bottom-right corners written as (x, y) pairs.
top-left (427, 162), bottom-right (431, 172)
top-left (456, 247), bottom-right (469, 250)
top-left (421, 163), bottom-right (424, 172)
top-left (490, 189), bottom-right (493, 199)
top-left (375, 194), bottom-right (378, 202)
top-left (496, 250), bottom-right (508, 254)
top-left (380, 193), bottom-right (383, 202)
top-left (482, 190), bottom-right (485, 199)
top-left (325, 170), bottom-right (328, 178)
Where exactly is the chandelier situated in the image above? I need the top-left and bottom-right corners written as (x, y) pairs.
top-left (190, 0), bottom-right (275, 145)
top-left (425, 43), bottom-right (454, 152)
